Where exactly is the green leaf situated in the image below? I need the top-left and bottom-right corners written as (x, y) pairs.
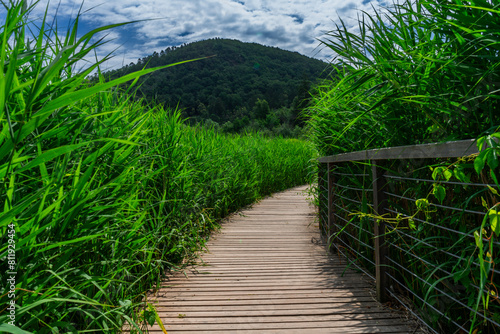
top-left (416, 198), bottom-right (429, 210)
top-left (482, 197), bottom-right (489, 209)
top-left (431, 167), bottom-right (443, 180)
top-left (453, 168), bottom-right (470, 183)
top-left (488, 185), bottom-right (499, 196)
top-left (16, 143), bottom-right (88, 173)
top-left (474, 230), bottom-right (482, 248)
top-left (408, 219), bottom-right (416, 230)
top-left (491, 170), bottom-right (499, 187)
top-left (145, 310), bottom-right (156, 326)
top-left (43, 59), bottom-right (202, 114)
top-left (118, 300), bottom-right (132, 310)
top-left (489, 208), bottom-right (500, 237)
top-left (474, 151), bottom-right (486, 175)
top-left (486, 149), bottom-right (499, 170)
top-left (0, 324), bottom-right (32, 334)
top-left (431, 167), bottom-right (452, 181)
top-left (432, 184), bottom-right (446, 204)
top-left (33, 232), bottom-right (107, 253)
top-left (477, 136), bottom-right (486, 151)
top-left (454, 31), bottom-right (466, 44)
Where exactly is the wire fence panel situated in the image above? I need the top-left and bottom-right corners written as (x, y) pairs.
top-left (317, 140), bottom-right (500, 334)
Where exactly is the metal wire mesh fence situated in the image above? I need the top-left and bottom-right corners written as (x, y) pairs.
top-left (317, 139), bottom-right (500, 334)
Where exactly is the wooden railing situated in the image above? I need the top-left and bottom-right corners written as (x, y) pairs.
top-left (317, 139), bottom-right (499, 334)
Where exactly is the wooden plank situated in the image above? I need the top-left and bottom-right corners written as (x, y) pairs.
top-left (145, 185), bottom-right (419, 333)
top-left (162, 297), bottom-right (379, 304)
top-left (319, 138), bottom-right (477, 163)
top-left (195, 257), bottom-right (336, 262)
top-left (156, 309), bottom-right (392, 318)
top-left (161, 280), bottom-right (369, 288)
top-left (152, 297), bottom-right (378, 306)
top-left (133, 329), bottom-right (415, 334)
top-left (151, 321), bottom-right (413, 331)
top-left (161, 290), bottom-right (372, 300)
top-left (153, 301), bottom-right (383, 311)
top-left (165, 271), bottom-right (365, 280)
top-left (161, 314), bottom-right (406, 324)
top-left (168, 271), bottom-right (367, 279)
top-left (165, 285), bottom-right (369, 293)
top-left (188, 264), bottom-right (357, 270)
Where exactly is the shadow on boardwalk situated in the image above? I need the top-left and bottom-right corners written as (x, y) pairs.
top-left (138, 185), bottom-right (421, 333)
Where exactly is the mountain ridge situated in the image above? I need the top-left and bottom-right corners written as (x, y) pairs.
top-left (104, 38), bottom-right (330, 135)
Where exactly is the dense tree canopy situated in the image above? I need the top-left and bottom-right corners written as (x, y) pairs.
top-left (102, 38), bottom-right (329, 135)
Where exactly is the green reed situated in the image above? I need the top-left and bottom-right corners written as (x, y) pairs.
top-left (307, 1), bottom-right (499, 333)
top-left (0, 2), bottom-right (316, 332)
top-left (307, 0), bottom-right (499, 156)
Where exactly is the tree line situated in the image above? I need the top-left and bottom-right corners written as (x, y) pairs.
top-left (101, 38), bottom-right (329, 137)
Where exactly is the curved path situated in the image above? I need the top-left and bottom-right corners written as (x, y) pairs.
top-left (146, 185), bottom-right (418, 333)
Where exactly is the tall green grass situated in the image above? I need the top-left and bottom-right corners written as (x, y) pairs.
top-left (307, 0), bottom-right (499, 156)
top-left (0, 2), bottom-right (316, 332)
top-left (308, 1), bottom-right (499, 333)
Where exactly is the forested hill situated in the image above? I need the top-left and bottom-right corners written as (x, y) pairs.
top-left (103, 38), bottom-right (329, 135)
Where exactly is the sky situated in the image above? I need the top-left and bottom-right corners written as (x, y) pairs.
top-left (4, 0), bottom-right (388, 71)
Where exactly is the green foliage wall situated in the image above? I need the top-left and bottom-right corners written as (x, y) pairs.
top-left (0, 2), bottom-right (316, 332)
top-left (306, 0), bottom-right (500, 156)
top-left (308, 1), bottom-right (500, 333)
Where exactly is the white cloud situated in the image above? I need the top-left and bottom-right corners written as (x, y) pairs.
top-left (21, 0), bottom-right (386, 71)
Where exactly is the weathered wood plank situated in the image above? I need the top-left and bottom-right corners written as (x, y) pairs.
top-left (156, 309), bottom-right (391, 318)
top-left (160, 314), bottom-right (408, 324)
top-left (136, 329), bottom-right (412, 334)
top-left (153, 301), bottom-right (382, 312)
top-left (319, 138), bottom-right (477, 162)
top-left (151, 321), bottom-right (413, 331)
top-left (152, 297), bottom-right (378, 306)
top-left (164, 274), bottom-right (364, 282)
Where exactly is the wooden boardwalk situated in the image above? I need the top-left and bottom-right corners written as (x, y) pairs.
top-left (146, 185), bottom-right (419, 333)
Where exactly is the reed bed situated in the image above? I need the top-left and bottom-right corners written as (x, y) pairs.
top-left (308, 0), bottom-right (499, 333)
top-left (307, 0), bottom-right (499, 156)
top-left (0, 2), bottom-right (316, 332)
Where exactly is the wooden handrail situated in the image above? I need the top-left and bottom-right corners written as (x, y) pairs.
top-left (317, 138), bottom-right (483, 304)
top-left (318, 139), bottom-right (478, 163)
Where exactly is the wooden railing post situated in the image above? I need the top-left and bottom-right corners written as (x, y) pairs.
top-left (318, 163), bottom-right (326, 236)
top-left (372, 161), bottom-right (388, 303)
top-left (327, 163), bottom-right (335, 250)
